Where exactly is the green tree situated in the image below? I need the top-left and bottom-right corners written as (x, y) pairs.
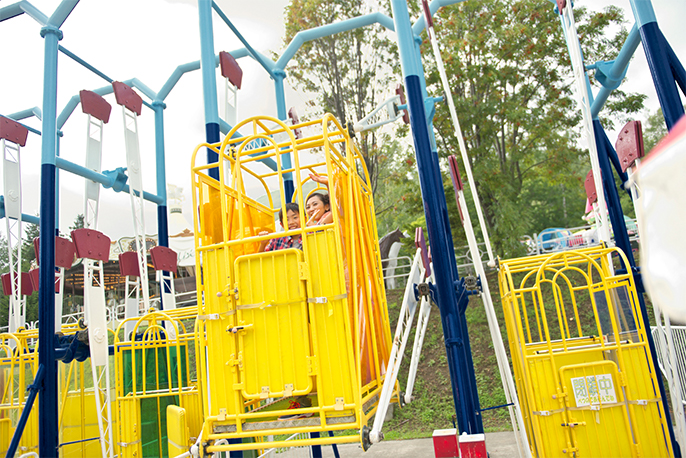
top-left (423, 1), bottom-right (645, 255)
top-left (283, 0), bottom-right (398, 197)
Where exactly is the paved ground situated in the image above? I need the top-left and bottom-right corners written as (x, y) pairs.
top-left (320, 431), bottom-right (518, 457)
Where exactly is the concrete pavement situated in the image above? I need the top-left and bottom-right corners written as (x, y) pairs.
top-left (320, 431), bottom-right (519, 457)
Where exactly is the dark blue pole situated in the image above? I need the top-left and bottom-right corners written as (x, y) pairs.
top-left (635, 3), bottom-right (685, 129)
top-left (390, 0), bottom-right (482, 434)
top-left (6, 365), bottom-right (45, 458)
top-left (593, 119), bottom-right (680, 456)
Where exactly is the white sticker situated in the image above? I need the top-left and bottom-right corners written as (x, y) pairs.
top-left (571, 374), bottom-right (617, 407)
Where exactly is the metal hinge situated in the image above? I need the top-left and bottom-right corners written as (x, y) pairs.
top-left (307, 356), bottom-right (318, 375)
top-left (298, 262), bottom-right (309, 280)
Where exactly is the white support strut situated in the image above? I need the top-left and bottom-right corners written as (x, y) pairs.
top-left (2, 137), bottom-right (25, 333)
top-left (121, 106), bottom-right (151, 315)
top-left (558, 3), bottom-right (612, 245)
top-left (404, 266), bottom-right (434, 405)
top-left (83, 256), bottom-right (114, 458)
top-left (84, 114), bottom-right (104, 230)
top-left (370, 249), bottom-right (426, 443)
top-left (421, 0), bottom-right (494, 265)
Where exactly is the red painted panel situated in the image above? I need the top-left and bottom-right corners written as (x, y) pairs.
top-left (584, 169), bottom-right (599, 204)
top-left (150, 246), bottom-right (177, 273)
top-left (615, 120), bottom-right (645, 172)
top-left (1, 272), bottom-right (33, 296)
top-left (80, 90), bottom-right (112, 123)
top-left (21, 272), bottom-right (32, 296)
top-left (219, 51), bottom-right (243, 89)
top-left (71, 228), bottom-right (111, 262)
top-left (119, 251), bottom-right (140, 277)
top-left (448, 155), bottom-right (465, 223)
top-left (414, 227), bottom-right (431, 277)
top-left (432, 429), bottom-right (459, 458)
top-left (395, 84), bottom-right (410, 124)
top-left (1, 273), bottom-right (11, 296)
top-left (459, 433), bottom-right (487, 458)
top-left (55, 236), bottom-right (76, 269)
top-left (29, 268), bottom-right (39, 291)
top-left (112, 81), bottom-right (142, 115)
top-left (33, 236), bottom-right (76, 269)
top-left (0, 116), bottom-right (29, 146)
top-left (28, 268), bottom-right (61, 293)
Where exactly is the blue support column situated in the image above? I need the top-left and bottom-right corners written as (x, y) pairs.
top-left (274, 71), bottom-right (294, 202)
top-left (198, 0), bottom-right (220, 180)
top-left (38, 21), bottom-right (61, 458)
top-left (593, 119), bottom-right (681, 456)
top-left (153, 101), bottom-right (169, 248)
top-left (632, 0), bottom-right (685, 129)
top-left (390, 0), bottom-right (482, 434)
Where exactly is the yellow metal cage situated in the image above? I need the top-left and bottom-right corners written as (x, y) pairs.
top-left (498, 246), bottom-right (673, 458)
top-left (188, 114), bottom-right (393, 454)
top-left (0, 331), bottom-right (38, 456)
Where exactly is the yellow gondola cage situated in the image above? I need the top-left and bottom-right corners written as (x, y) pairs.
top-left (498, 246), bottom-right (673, 458)
top-left (186, 114), bottom-right (394, 454)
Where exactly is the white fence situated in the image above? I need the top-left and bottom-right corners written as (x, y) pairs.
top-left (651, 325), bottom-right (686, 406)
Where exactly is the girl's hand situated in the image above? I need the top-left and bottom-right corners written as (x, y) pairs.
top-left (309, 172), bottom-right (329, 186)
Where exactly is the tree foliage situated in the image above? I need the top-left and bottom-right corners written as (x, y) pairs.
top-left (423, 0), bottom-right (645, 254)
top-left (283, 0), bottom-right (398, 196)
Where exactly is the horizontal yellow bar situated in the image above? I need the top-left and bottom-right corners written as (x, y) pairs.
top-left (205, 433), bottom-right (360, 452)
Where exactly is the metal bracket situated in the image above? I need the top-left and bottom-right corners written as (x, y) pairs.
top-left (260, 386), bottom-right (270, 399)
top-left (284, 384), bottom-right (294, 397)
top-left (335, 397), bottom-right (345, 411)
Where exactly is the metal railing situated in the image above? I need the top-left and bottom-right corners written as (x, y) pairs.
top-left (651, 325), bottom-right (686, 407)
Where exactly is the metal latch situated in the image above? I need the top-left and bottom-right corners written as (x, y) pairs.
top-left (417, 282), bottom-right (431, 297)
top-left (464, 275), bottom-right (478, 291)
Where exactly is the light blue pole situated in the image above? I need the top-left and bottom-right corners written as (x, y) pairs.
top-left (276, 12), bottom-right (395, 70)
top-left (198, 0), bottom-right (221, 180)
top-left (153, 101), bottom-right (169, 248)
top-left (590, 24), bottom-right (640, 118)
top-left (212, 2), bottom-right (276, 78)
top-left (273, 70), bottom-right (295, 200)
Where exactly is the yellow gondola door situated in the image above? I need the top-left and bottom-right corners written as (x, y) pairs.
top-left (234, 249), bottom-right (314, 400)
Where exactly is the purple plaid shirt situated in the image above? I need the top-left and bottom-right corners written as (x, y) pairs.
top-left (264, 235), bottom-right (302, 252)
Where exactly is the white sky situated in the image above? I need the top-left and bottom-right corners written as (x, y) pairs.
top-left (0, 0), bottom-right (684, 241)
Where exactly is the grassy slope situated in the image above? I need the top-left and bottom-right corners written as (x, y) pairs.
top-left (382, 269), bottom-right (512, 440)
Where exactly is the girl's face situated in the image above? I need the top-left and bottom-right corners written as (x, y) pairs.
top-left (306, 195), bottom-right (329, 221)
top-left (285, 210), bottom-right (301, 230)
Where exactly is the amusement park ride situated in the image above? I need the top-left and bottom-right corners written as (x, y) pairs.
top-left (0, 0), bottom-right (685, 457)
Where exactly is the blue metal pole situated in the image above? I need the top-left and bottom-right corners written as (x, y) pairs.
top-left (198, 0), bottom-right (220, 180)
top-left (590, 24), bottom-right (641, 118)
top-left (631, 0), bottom-right (685, 129)
top-left (593, 119), bottom-right (681, 456)
top-left (153, 101), bottom-right (169, 249)
top-left (38, 16), bottom-right (63, 457)
top-left (390, 0), bottom-right (482, 434)
top-left (6, 365), bottom-right (44, 458)
top-left (274, 71), bottom-right (294, 202)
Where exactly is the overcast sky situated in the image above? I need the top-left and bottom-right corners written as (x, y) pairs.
top-left (0, 0), bottom-right (684, 242)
